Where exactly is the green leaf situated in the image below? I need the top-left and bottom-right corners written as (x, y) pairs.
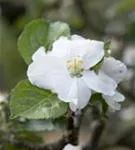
top-left (10, 80), bottom-right (68, 119)
top-left (48, 21), bottom-right (70, 48)
top-left (18, 19), bottom-right (70, 64)
top-left (18, 19), bottom-right (49, 64)
top-left (91, 58), bottom-right (104, 71)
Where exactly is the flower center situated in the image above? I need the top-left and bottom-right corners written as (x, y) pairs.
top-left (67, 57), bottom-right (84, 77)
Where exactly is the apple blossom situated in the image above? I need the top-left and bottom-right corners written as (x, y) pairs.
top-left (100, 57), bottom-right (127, 110)
top-left (27, 35), bottom-right (117, 111)
top-left (63, 144), bottom-right (81, 150)
top-left (0, 92), bottom-right (8, 103)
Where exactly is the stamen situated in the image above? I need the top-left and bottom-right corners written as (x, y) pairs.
top-left (67, 57), bottom-right (84, 77)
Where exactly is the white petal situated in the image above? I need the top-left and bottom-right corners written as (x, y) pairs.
top-left (69, 79), bottom-right (91, 111)
top-left (71, 34), bottom-right (85, 40)
top-left (56, 78), bottom-right (91, 108)
top-left (0, 93), bottom-right (8, 103)
top-left (83, 70), bottom-right (117, 96)
top-left (103, 91), bottom-right (125, 102)
top-left (100, 57), bottom-right (127, 83)
top-left (27, 53), bottom-right (67, 90)
top-left (51, 37), bottom-right (71, 59)
top-left (55, 77), bottom-right (78, 104)
top-left (103, 91), bottom-right (125, 110)
top-left (83, 40), bottom-right (105, 69)
top-left (63, 144), bottom-right (81, 150)
top-left (51, 37), bottom-right (104, 68)
top-left (51, 37), bottom-right (87, 60)
top-left (69, 103), bottom-right (78, 112)
top-left (32, 46), bottom-right (46, 61)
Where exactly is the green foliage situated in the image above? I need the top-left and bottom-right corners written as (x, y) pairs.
top-left (18, 19), bottom-right (49, 64)
top-left (48, 21), bottom-right (71, 49)
top-left (0, 19), bottom-right (26, 90)
top-left (112, 0), bottom-right (135, 17)
top-left (91, 58), bottom-right (104, 71)
top-left (15, 131), bottom-right (43, 143)
top-left (18, 19), bottom-right (70, 64)
top-left (90, 93), bottom-right (108, 117)
top-left (104, 40), bottom-right (111, 57)
top-left (104, 41), bottom-right (111, 50)
top-left (10, 80), bottom-right (68, 119)
top-left (15, 117), bottom-right (66, 132)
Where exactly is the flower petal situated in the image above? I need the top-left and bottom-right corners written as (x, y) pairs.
top-left (32, 46), bottom-right (46, 61)
top-left (83, 70), bottom-right (117, 96)
top-left (27, 52), bottom-right (67, 90)
top-left (69, 79), bottom-right (91, 111)
top-left (54, 76), bottom-right (77, 104)
top-left (63, 144), bottom-right (81, 150)
top-left (51, 37), bottom-right (71, 59)
top-left (56, 78), bottom-right (91, 109)
top-left (100, 57), bottom-right (127, 83)
top-left (51, 36), bottom-right (104, 68)
top-left (83, 40), bottom-right (104, 69)
top-left (103, 91), bottom-right (125, 110)
top-left (51, 36), bottom-right (88, 60)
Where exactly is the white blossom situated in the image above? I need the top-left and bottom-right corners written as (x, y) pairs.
top-left (27, 35), bottom-right (117, 111)
top-left (63, 144), bottom-right (81, 150)
top-left (100, 57), bottom-right (127, 110)
top-left (0, 92), bottom-right (8, 103)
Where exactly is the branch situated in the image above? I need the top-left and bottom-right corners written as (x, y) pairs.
top-left (67, 110), bottom-right (82, 145)
top-left (7, 110), bottom-right (83, 149)
top-left (83, 106), bottom-right (105, 150)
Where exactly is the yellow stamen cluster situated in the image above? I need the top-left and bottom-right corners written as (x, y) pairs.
top-left (67, 57), bottom-right (84, 77)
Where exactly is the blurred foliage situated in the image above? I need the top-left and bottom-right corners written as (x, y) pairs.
top-left (0, 19), bottom-right (26, 90)
top-left (108, 0), bottom-right (135, 18)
